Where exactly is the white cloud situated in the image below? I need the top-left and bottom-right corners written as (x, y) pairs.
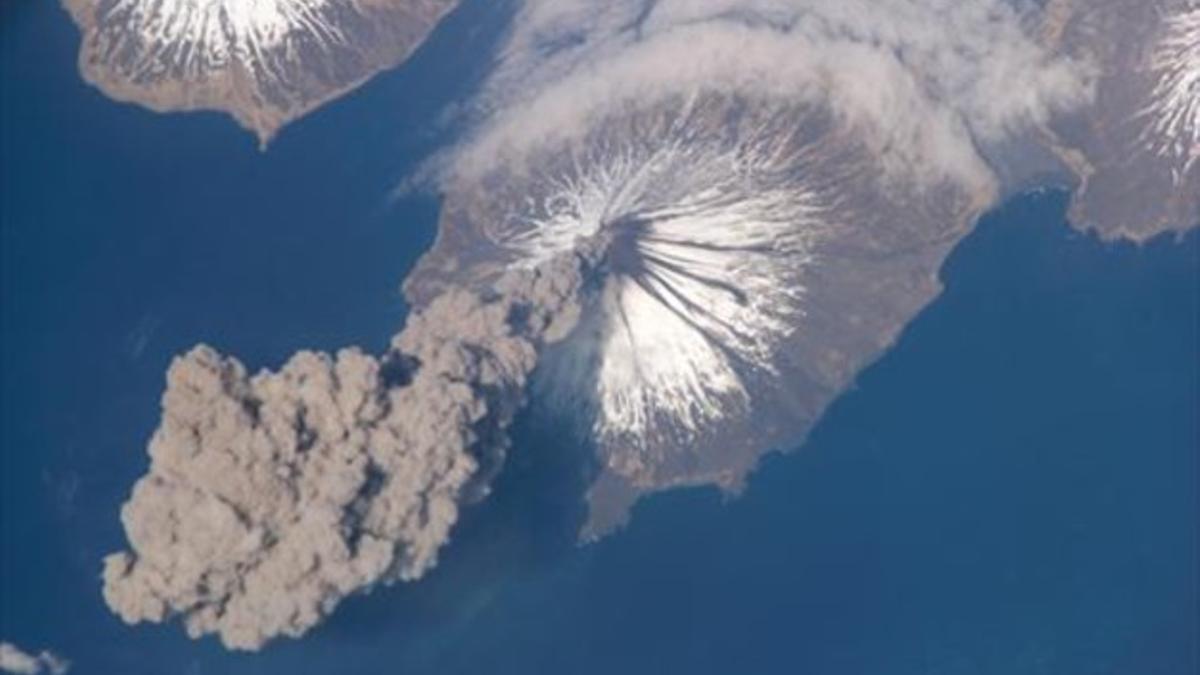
top-left (449, 0), bottom-right (1095, 194)
top-left (0, 643), bottom-right (69, 675)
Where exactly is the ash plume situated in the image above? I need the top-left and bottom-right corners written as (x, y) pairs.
top-left (101, 252), bottom-right (591, 650)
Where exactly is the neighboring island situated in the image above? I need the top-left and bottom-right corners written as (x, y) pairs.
top-left (63, 0), bottom-right (460, 146)
top-left (1041, 0), bottom-right (1200, 240)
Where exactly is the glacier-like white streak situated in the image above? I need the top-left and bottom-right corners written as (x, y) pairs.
top-left (1145, 5), bottom-right (1200, 177)
top-left (490, 101), bottom-right (830, 460)
top-left (99, 0), bottom-right (346, 78)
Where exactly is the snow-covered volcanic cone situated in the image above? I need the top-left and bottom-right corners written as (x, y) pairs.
top-left (408, 92), bottom-right (992, 536)
top-left (1144, 5), bottom-right (1200, 177)
top-left (403, 0), bottom-right (1099, 533)
top-left (1041, 0), bottom-right (1200, 239)
top-left (64, 0), bottom-right (458, 144)
top-left (403, 0), bottom-right (1102, 534)
top-left (505, 101), bottom-right (828, 461)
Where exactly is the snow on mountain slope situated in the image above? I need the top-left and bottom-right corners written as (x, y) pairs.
top-left (1145, 5), bottom-right (1200, 177)
top-left (499, 101), bottom-right (827, 455)
top-left (406, 91), bottom-right (993, 537)
top-left (64, 0), bottom-right (459, 144)
top-left (1040, 0), bottom-right (1200, 239)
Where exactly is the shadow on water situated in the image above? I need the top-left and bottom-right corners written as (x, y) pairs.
top-left (0, 0), bottom-right (527, 671)
top-left (316, 410), bottom-right (596, 643)
top-left (285, 189), bottom-right (1198, 674)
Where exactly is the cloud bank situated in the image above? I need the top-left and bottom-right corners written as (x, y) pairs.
top-left (450, 0), bottom-right (1094, 193)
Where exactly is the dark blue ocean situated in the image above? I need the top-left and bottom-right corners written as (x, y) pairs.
top-left (2, 1), bottom-right (1196, 673)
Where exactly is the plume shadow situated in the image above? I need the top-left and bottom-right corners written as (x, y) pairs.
top-left (312, 405), bottom-right (598, 644)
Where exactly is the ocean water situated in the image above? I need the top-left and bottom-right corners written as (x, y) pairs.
top-left (1, 1), bottom-right (1196, 674)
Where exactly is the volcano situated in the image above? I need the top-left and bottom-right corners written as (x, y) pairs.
top-left (407, 92), bottom-right (992, 536)
top-left (64, 0), bottom-right (458, 144)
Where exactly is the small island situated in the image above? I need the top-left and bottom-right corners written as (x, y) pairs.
top-left (63, 0), bottom-right (460, 146)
